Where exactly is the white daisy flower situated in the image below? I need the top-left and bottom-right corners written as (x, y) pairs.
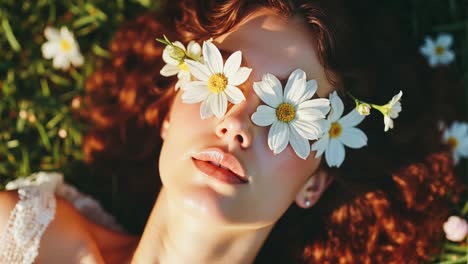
top-left (182, 41), bottom-right (252, 119)
top-left (420, 34), bottom-right (455, 67)
top-left (381, 91), bottom-right (403, 132)
top-left (442, 121), bottom-right (468, 164)
top-left (251, 69), bottom-right (330, 160)
top-left (311, 91), bottom-right (367, 167)
top-left (160, 40), bottom-right (202, 90)
top-left (41, 26), bottom-right (84, 70)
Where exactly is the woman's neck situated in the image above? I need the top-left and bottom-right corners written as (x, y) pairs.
top-left (131, 188), bottom-right (274, 264)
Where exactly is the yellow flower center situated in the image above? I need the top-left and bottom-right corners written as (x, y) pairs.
top-left (435, 45), bottom-right (445, 55)
top-left (207, 73), bottom-right (228, 94)
top-left (329, 122), bottom-right (342, 138)
top-left (447, 137), bottom-right (458, 149)
top-left (60, 39), bottom-right (72, 52)
top-left (178, 62), bottom-right (189, 72)
top-left (276, 103), bottom-right (296, 123)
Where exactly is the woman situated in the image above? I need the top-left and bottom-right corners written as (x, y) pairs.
top-left (0, 0), bottom-right (465, 263)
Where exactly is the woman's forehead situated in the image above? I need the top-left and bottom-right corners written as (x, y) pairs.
top-left (215, 12), bottom-right (334, 97)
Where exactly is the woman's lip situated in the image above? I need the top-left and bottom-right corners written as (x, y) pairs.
top-left (192, 158), bottom-right (248, 185)
top-left (191, 148), bottom-right (248, 183)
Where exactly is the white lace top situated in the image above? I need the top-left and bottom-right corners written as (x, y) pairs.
top-left (0, 172), bottom-right (123, 264)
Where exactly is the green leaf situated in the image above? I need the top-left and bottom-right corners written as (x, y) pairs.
top-left (35, 121), bottom-right (52, 150)
top-left (1, 16), bottom-right (21, 52)
top-left (49, 74), bottom-right (71, 86)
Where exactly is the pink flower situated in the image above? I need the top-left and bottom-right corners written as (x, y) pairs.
top-left (443, 216), bottom-right (468, 242)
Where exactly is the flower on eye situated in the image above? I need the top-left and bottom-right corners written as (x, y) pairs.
top-left (420, 34), bottom-right (455, 67)
top-left (160, 40), bottom-right (202, 90)
top-left (41, 26), bottom-right (84, 70)
top-left (442, 121), bottom-right (468, 165)
top-left (182, 41), bottom-right (252, 119)
top-left (311, 91), bottom-right (367, 167)
top-left (251, 69), bottom-right (330, 159)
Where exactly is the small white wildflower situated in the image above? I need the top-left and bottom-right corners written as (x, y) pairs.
top-left (420, 34), bottom-right (455, 67)
top-left (442, 121), bottom-right (468, 164)
top-left (41, 26), bottom-right (84, 70)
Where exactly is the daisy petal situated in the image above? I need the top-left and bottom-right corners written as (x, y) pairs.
top-left (339, 127), bottom-right (367, 149)
top-left (173, 41), bottom-right (186, 51)
top-left (160, 64), bottom-right (180, 76)
top-left (263, 74), bottom-right (283, 99)
top-left (224, 51), bottom-right (242, 78)
top-left (70, 52), bottom-right (84, 67)
top-left (41, 42), bottom-right (59, 59)
top-left (301, 80), bottom-right (318, 101)
top-left (181, 82), bottom-right (209, 103)
top-left (225, 85), bottom-right (246, 104)
top-left (297, 99), bottom-right (331, 118)
top-left (200, 97), bottom-right (214, 119)
top-left (328, 91), bottom-right (344, 122)
top-left (437, 34), bottom-right (453, 47)
top-left (311, 134), bottom-right (330, 158)
top-left (60, 27), bottom-right (73, 40)
top-left (291, 120), bottom-right (324, 140)
top-left (289, 126), bottom-right (310, 159)
top-left (185, 59), bottom-right (210, 81)
top-left (339, 109), bottom-right (365, 128)
top-left (440, 51), bottom-right (455, 64)
top-left (253, 80), bottom-right (282, 108)
top-left (384, 116), bottom-right (393, 131)
top-left (211, 93), bottom-right (228, 118)
top-left (325, 139), bottom-right (345, 167)
top-left (44, 27), bottom-right (60, 41)
top-left (187, 41), bottom-right (201, 60)
top-left (429, 56), bottom-right (438, 67)
top-left (229, 67), bottom-right (252, 86)
top-left (284, 69), bottom-right (307, 103)
top-left (251, 105), bottom-right (276, 126)
top-left (53, 54), bottom-right (70, 70)
top-left (268, 122), bottom-right (289, 154)
top-left (203, 41), bottom-right (223, 73)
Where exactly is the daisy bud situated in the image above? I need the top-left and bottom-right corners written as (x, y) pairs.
top-left (168, 45), bottom-right (186, 62)
top-left (443, 216), bottom-right (468, 242)
top-left (356, 103), bottom-right (371, 116)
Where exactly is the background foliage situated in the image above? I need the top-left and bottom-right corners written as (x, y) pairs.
top-left (0, 0), bottom-right (466, 263)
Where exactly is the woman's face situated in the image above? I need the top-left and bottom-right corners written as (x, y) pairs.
top-left (159, 9), bottom-right (335, 228)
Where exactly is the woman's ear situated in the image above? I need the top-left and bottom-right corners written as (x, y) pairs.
top-left (160, 115), bottom-right (170, 140)
top-left (295, 169), bottom-right (333, 209)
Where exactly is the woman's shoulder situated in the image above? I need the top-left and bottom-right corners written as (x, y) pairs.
top-left (0, 189), bottom-right (107, 263)
top-left (0, 174), bottom-right (139, 263)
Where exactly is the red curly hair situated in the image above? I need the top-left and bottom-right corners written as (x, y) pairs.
top-left (83, 0), bottom-right (465, 263)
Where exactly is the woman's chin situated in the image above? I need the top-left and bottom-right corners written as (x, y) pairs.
top-left (168, 186), bottom-right (246, 226)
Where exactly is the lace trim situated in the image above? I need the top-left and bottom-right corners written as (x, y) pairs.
top-left (0, 186), bottom-right (56, 264)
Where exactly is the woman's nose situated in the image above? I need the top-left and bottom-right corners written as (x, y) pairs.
top-left (215, 106), bottom-right (253, 149)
